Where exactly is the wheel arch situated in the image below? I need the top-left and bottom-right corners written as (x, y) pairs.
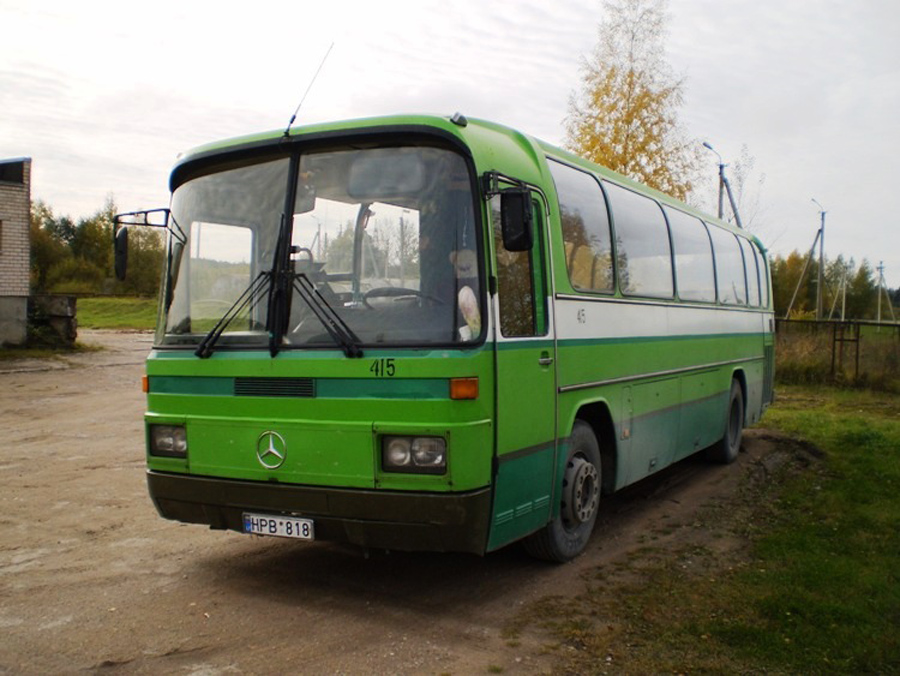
top-left (730, 368), bottom-right (748, 423)
top-left (571, 400), bottom-right (617, 495)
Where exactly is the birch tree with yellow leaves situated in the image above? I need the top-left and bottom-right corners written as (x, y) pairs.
top-left (565, 0), bottom-right (698, 202)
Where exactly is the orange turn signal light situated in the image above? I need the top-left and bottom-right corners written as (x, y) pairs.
top-left (450, 377), bottom-right (479, 400)
top-left (142, 375), bottom-right (149, 393)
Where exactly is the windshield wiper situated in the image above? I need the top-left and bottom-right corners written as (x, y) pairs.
top-left (195, 271), bottom-right (271, 358)
top-left (292, 273), bottom-right (364, 358)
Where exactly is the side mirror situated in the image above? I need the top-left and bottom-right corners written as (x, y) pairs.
top-left (112, 207), bottom-right (176, 281)
top-left (500, 188), bottom-right (534, 252)
top-left (114, 226), bottom-right (129, 280)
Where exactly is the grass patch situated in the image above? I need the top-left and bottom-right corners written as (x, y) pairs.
top-left (0, 342), bottom-right (101, 361)
top-left (518, 385), bottom-right (900, 674)
top-left (77, 296), bottom-right (157, 330)
top-left (0, 347), bottom-right (67, 361)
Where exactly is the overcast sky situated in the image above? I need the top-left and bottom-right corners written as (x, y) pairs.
top-left (3, 0), bottom-right (898, 288)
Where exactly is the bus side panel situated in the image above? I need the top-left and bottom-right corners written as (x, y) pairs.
top-left (622, 377), bottom-right (681, 483)
top-left (676, 369), bottom-right (726, 460)
top-left (555, 300), bottom-right (769, 489)
top-left (744, 311), bottom-right (772, 425)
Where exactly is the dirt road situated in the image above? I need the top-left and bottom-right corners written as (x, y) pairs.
top-left (0, 331), bottom-right (781, 674)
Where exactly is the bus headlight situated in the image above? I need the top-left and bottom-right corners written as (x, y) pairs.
top-left (149, 424), bottom-right (187, 458)
top-left (382, 436), bottom-right (446, 474)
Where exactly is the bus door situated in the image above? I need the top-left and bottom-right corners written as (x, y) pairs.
top-left (486, 192), bottom-right (558, 551)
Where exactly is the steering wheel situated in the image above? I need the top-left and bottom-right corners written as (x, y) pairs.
top-left (362, 287), bottom-right (447, 309)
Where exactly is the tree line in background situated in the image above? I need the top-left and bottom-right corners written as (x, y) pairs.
top-left (30, 198), bottom-right (163, 297)
top-left (771, 251), bottom-right (897, 320)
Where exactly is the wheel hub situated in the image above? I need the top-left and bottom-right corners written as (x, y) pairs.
top-left (562, 456), bottom-right (600, 525)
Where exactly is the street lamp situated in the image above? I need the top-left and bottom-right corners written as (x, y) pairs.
top-left (702, 142), bottom-right (725, 220)
top-left (811, 198), bottom-right (827, 320)
top-left (702, 141), bottom-right (743, 228)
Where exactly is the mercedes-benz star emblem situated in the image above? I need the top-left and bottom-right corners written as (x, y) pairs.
top-left (256, 431), bottom-right (287, 469)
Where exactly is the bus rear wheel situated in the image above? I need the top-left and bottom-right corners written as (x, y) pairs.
top-left (706, 379), bottom-right (744, 464)
top-left (523, 421), bottom-right (601, 563)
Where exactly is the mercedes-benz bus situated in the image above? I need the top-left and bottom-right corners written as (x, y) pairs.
top-left (115, 114), bottom-right (774, 562)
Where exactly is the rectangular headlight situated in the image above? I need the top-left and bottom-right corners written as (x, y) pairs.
top-left (149, 424), bottom-right (187, 458)
top-left (382, 436), bottom-right (446, 475)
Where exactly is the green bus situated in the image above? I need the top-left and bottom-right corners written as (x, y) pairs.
top-left (116, 113), bottom-right (774, 562)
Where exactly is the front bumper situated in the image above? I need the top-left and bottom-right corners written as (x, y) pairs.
top-left (147, 471), bottom-right (492, 555)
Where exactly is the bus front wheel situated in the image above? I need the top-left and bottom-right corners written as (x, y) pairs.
top-left (523, 421), bottom-right (601, 563)
top-left (706, 379), bottom-right (744, 464)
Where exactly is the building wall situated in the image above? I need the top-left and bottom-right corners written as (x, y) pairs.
top-left (0, 158), bottom-right (32, 346)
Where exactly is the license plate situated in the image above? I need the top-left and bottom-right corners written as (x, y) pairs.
top-left (242, 513), bottom-right (314, 540)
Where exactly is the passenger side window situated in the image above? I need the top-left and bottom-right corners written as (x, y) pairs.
top-left (707, 226), bottom-right (747, 305)
top-left (547, 160), bottom-right (613, 293)
top-left (491, 195), bottom-right (547, 337)
top-left (665, 207), bottom-right (716, 303)
top-left (604, 182), bottom-right (673, 298)
top-left (755, 242), bottom-right (770, 308)
top-left (738, 237), bottom-right (761, 306)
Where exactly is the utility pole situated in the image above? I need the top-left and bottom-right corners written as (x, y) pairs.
top-left (812, 199), bottom-right (826, 320)
top-left (703, 142), bottom-right (744, 228)
top-left (704, 142), bottom-right (725, 220)
top-left (876, 261), bottom-right (897, 325)
top-left (785, 228), bottom-right (821, 319)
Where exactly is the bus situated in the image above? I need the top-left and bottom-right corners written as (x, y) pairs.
top-left (115, 114), bottom-right (774, 562)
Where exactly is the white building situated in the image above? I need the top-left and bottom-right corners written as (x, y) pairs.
top-left (0, 158), bottom-right (32, 346)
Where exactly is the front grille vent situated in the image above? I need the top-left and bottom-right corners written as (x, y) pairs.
top-left (234, 377), bottom-right (316, 398)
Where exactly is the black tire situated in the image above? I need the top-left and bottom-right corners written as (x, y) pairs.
top-left (523, 421), bottom-right (601, 563)
top-left (706, 379), bottom-right (744, 464)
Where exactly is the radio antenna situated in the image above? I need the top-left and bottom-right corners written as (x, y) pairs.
top-left (283, 42), bottom-right (335, 138)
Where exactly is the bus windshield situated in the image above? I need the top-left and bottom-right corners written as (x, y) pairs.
top-left (159, 145), bottom-right (482, 350)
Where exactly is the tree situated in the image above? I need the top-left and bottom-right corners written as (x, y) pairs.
top-left (771, 250), bottom-right (815, 317)
top-left (324, 224), bottom-right (356, 273)
top-left (771, 250), bottom-right (880, 319)
top-left (728, 145), bottom-right (766, 228)
top-left (702, 144), bottom-right (768, 231)
top-left (30, 201), bottom-right (71, 292)
top-left (117, 226), bottom-right (164, 296)
top-left (846, 261), bottom-right (877, 319)
top-left (29, 197), bottom-right (164, 297)
top-left (822, 254), bottom-right (856, 319)
top-left (71, 198), bottom-right (115, 269)
top-left (564, 0), bottom-right (697, 201)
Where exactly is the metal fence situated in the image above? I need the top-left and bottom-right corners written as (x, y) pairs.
top-left (775, 319), bottom-right (900, 392)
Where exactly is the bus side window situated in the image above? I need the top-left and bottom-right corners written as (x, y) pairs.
top-left (491, 196), bottom-right (547, 337)
top-left (547, 160), bottom-right (614, 294)
top-left (604, 182), bottom-right (674, 299)
top-left (707, 226), bottom-right (748, 305)
top-left (665, 207), bottom-right (716, 303)
top-left (738, 237), bottom-right (762, 307)
top-left (755, 242), bottom-right (771, 308)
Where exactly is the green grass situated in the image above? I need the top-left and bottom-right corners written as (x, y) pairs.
top-left (732, 389), bottom-right (900, 671)
top-left (519, 386), bottom-right (900, 674)
top-left (77, 296), bottom-right (158, 330)
top-left (0, 346), bottom-right (66, 361)
top-left (0, 342), bottom-right (101, 360)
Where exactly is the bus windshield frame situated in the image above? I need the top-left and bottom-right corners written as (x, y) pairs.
top-left (157, 143), bottom-right (485, 352)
